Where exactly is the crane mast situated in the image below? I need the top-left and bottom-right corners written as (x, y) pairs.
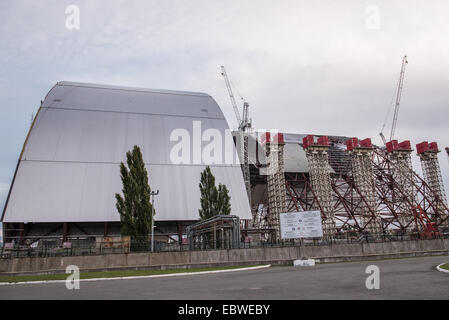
top-left (389, 55), bottom-right (408, 141)
top-left (220, 66), bottom-right (242, 126)
top-left (220, 66), bottom-right (252, 209)
top-left (379, 132), bottom-right (387, 145)
top-left (379, 55), bottom-right (408, 145)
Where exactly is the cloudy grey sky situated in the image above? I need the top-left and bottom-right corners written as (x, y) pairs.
top-left (1, 0), bottom-right (449, 213)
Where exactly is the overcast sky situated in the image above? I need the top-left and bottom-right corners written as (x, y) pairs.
top-left (1, 0), bottom-right (449, 213)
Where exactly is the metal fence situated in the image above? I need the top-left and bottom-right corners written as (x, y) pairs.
top-left (1, 232), bottom-right (448, 259)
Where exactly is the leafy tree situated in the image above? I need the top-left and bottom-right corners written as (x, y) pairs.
top-left (217, 183), bottom-right (231, 215)
top-left (198, 166), bottom-right (219, 220)
top-left (115, 145), bottom-right (154, 240)
top-left (198, 166), bottom-right (231, 220)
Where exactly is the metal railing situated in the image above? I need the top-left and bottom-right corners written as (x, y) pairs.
top-left (1, 232), bottom-right (448, 259)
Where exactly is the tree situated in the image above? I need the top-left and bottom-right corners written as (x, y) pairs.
top-left (217, 183), bottom-right (231, 215)
top-left (198, 166), bottom-right (219, 220)
top-left (198, 166), bottom-right (231, 220)
top-left (115, 145), bottom-right (154, 240)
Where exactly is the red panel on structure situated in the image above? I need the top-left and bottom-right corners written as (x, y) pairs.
top-left (261, 132), bottom-right (271, 145)
top-left (429, 142), bottom-right (439, 152)
top-left (273, 133), bottom-right (285, 145)
top-left (398, 140), bottom-right (412, 150)
top-left (416, 141), bottom-right (429, 154)
top-left (317, 136), bottom-right (329, 146)
top-left (346, 139), bottom-right (352, 151)
top-left (303, 135), bottom-right (314, 149)
top-left (386, 140), bottom-right (399, 153)
top-left (360, 138), bottom-right (372, 148)
top-left (346, 138), bottom-right (358, 151)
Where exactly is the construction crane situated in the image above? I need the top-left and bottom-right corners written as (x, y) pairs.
top-left (380, 55), bottom-right (408, 145)
top-left (220, 66), bottom-right (251, 131)
top-left (220, 66), bottom-right (252, 206)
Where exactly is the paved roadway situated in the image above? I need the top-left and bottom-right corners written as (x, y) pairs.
top-left (1, 256), bottom-right (448, 300)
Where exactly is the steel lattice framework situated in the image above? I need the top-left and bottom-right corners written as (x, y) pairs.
top-left (418, 149), bottom-right (449, 228)
top-left (371, 146), bottom-right (449, 231)
top-left (263, 133), bottom-right (287, 241)
top-left (304, 144), bottom-right (336, 237)
top-left (251, 134), bottom-right (449, 238)
top-left (236, 130), bottom-right (252, 207)
top-left (348, 146), bottom-right (383, 233)
top-left (388, 149), bottom-right (415, 230)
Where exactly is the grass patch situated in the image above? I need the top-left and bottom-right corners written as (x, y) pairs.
top-left (440, 263), bottom-right (449, 271)
top-left (0, 265), bottom-right (263, 283)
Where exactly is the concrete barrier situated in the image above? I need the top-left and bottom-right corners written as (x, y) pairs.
top-left (1, 238), bottom-right (449, 275)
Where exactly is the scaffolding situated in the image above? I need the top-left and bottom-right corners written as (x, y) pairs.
top-left (186, 215), bottom-right (241, 250)
top-left (262, 132), bottom-right (287, 241)
top-left (372, 145), bottom-right (449, 232)
top-left (244, 132), bottom-right (449, 240)
top-left (235, 130), bottom-right (252, 207)
top-left (347, 138), bottom-right (382, 233)
top-left (303, 135), bottom-right (336, 237)
top-left (417, 142), bottom-right (449, 228)
top-left (387, 140), bottom-right (416, 231)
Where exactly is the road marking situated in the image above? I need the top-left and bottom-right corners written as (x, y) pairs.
top-left (436, 263), bottom-right (449, 274)
top-left (0, 264), bottom-right (271, 286)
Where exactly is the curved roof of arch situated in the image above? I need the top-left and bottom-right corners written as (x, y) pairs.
top-left (2, 82), bottom-right (251, 223)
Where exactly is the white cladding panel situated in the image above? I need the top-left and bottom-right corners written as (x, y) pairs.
top-left (5, 162), bottom-right (248, 223)
top-left (23, 108), bottom-right (235, 164)
top-left (42, 82), bottom-right (220, 119)
top-left (3, 82), bottom-right (251, 223)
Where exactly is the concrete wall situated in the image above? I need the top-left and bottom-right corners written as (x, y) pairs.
top-left (1, 238), bottom-right (449, 275)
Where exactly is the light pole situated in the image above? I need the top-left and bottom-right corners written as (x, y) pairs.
top-left (150, 190), bottom-right (159, 252)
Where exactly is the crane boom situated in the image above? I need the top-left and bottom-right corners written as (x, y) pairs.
top-left (220, 66), bottom-right (252, 212)
top-left (220, 66), bottom-right (242, 125)
top-left (379, 132), bottom-right (387, 145)
top-left (389, 55), bottom-right (408, 141)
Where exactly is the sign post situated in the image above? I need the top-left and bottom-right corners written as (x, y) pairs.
top-left (279, 210), bottom-right (323, 240)
top-left (150, 190), bottom-right (159, 253)
top-left (280, 210), bottom-right (323, 263)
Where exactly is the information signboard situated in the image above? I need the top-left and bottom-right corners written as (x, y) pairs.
top-left (280, 210), bottom-right (323, 239)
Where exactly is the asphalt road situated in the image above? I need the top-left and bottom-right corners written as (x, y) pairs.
top-left (1, 255), bottom-right (448, 300)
